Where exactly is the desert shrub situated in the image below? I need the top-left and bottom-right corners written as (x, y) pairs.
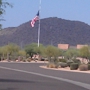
top-left (54, 62), bottom-right (60, 68)
top-left (47, 63), bottom-right (50, 68)
top-left (67, 60), bottom-right (73, 67)
top-left (79, 64), bottom-right (88, 71)
top-left (55, 64), bottom-right (59, 68)
top-left (87, 62), bottom-right (90, 64)
top-left (73, 59), bottom-right (81, 64)
top-left (88, 64), bottom-right (90, 70)
top-left (49, 63), bottom-right (55, 68)
top-left (70, 63), bottom-right (79, 70)
top-left (59, 62), bottom-right (67, 68)
top-left (23, 59), bottom-right (26, 62)
top-left (40, 58), bottom-right (45, 61)
top-left (59, 59), bottom-right (67, 63)
top-left (27, 58), bottom-right (31, 62)
top-left (47, 63), bottom-right (59, 68)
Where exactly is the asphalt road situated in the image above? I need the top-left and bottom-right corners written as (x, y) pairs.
top-left (0, 62), bottom-right (90, 90)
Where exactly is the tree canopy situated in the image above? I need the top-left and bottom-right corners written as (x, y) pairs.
top-left (0, 0), bottom-right (12, 28)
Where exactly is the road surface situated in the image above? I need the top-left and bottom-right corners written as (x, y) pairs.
top-left (0, 62), bottom-right (90, 90)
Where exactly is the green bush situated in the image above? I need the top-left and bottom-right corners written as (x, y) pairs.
top-left (79, 64), bottom-right (88, 71)
top-left (70, 63), bottom-right (79, 70)
top-left (88, 64), bottom-right (90, 70)
top-left (73, 59), bottom-right (81, 64)
top-left (59, 59), bottom-right (67, 63)
top-left (67, 60), bottom-right (73, 67)
top-left (59, 62), bottom-right (67, 68)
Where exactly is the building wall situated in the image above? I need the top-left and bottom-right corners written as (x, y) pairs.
top-left (77, 44), bottom-right (88, 49)
top-left (58, 44), bottom-right (69, 50)
top-left (58, 44), bottom-right (88, 50)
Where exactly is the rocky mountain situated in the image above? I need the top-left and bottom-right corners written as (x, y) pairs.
top-left (0, 17), bottom-right (90, 47)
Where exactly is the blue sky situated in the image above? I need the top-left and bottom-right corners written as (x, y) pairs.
top-left (1, 0), bottom-right (90, 28)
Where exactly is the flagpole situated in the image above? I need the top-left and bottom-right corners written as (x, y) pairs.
top-left (38, 0), bottom-right (41, 47)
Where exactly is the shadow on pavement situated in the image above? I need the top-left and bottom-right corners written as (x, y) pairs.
top-left (0, 79), bottom-right (35, 83)
top-left (0, 88), bottom-right (17, 90)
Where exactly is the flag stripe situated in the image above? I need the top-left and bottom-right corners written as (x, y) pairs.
top-left (31, 11), bottom-right (39, 27)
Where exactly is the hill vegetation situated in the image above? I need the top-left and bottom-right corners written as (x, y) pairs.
top-left (0, 17), bottom-right (90, 47)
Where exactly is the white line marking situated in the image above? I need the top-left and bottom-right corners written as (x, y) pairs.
top-left (0, 66), bottom-right (90, 90)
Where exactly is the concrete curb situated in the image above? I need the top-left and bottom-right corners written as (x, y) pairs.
top-left (40, 66), bottom-right (90, 74)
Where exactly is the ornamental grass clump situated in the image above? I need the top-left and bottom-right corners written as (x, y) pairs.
top-left (49, 63), bottom-right (56, 68)
top-left (79, 64), bottom-right (88, 71)
top-left (47, 62), bottom-right (59, 68)
top-left (47, 63), bottom-right (55, 68)
top-left (70, 63), bottom-right (79, 70)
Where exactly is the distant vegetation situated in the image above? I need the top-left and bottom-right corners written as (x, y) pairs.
top-left (1, 42), bottom-right (90, 71)
top-left (0, 42), bottom-right (90, 62)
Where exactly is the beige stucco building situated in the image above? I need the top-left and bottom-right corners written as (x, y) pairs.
top-left (58, 44), bottom-right (88, 50)
top-left (58, 44), bottom-right (69, 50)
top-left (76, 44), bottom-right (88, 49)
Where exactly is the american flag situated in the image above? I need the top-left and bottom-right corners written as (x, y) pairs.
top-left (31, 11), bottom-right (39, 27)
